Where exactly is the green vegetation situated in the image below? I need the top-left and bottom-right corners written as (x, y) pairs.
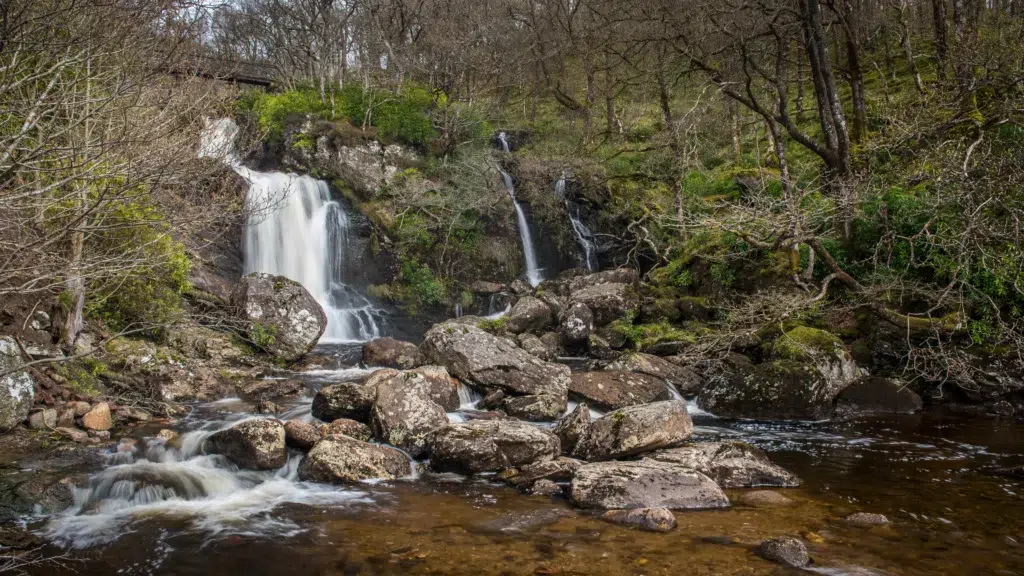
top-left (771, 326), bottom-right (845, 362)
top-left (476, 316), bottom-right (509, 334)
top-left (611, 319), bottom-right (696, 351)
top-left (249, 322), bottom-right (277, 350)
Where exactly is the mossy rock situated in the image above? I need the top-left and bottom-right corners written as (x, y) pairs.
top-left (677, 297), bottom-right (715, 321)
top-left (769, 326), bottom-right (844, 362)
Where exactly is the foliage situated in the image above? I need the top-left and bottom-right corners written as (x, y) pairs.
top-left (341, 83), bottom-right (436, 147)
top-left (611, 319), bottom-right (696, 351)
top-left (238, 87), bottom-right (331, 141)
top-left (250, 322), bottom-right (277, 350)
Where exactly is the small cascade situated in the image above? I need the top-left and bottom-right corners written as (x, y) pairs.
top-left (499, 168), bottom-right (543, 287)
top-left (200, 118), bottom-right (381, 343)
top-left (497, 131), bottom-right (511, 153)
top-left (556, 176), bottom-right (599, 271)
top-left (454, 302), bottom-right (463, 318)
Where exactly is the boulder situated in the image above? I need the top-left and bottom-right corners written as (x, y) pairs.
top-left (843, 512), bottom-right (890, 526)
top-left (298, 434), bottom-right (412, 483)
top-left (574, 400), bottom-right (692, 461)
top-left (570, 460), bottom-right (729, 510)
top-left (428, 420), bottom-right (560, 474)
top-left (81, 402), bottom-right (113, 431)
top-left (28, 409), bottom-right (57, 430)
top-left (553, 403), bottom-right (590, 455)
top-left (736, 490), bottom-right (794, 507)
top-left (56, 427), bottom-right (89, 443)
top-left (362, 337), bottom-right (423, 369)
top-left (600, 508), bottom-right (677, 532)
top-left (569, 268), bottom-right (639, 292)
top-left (311, 370), bottom-right (396, 423)
top-left (240, 378), bottom-right (304, 400)
top-left (56, 408), bottom-right (76, 428)
top-left (500, 457), bottom-right (583, 488)
top-left (256, 399), bottom-right (280, 414)
top-left (538, 332), bottom-right (564, 357)
top-left (230, 272), bottom-right (327, 362)
top-left (569, 371), bottom-right (670, 411)
top-left (323, 418), bottom-right (373, 441)
top-left (284, 420), bottom-right (322, 450)
top-left (530, 479), bottom-right (561, 496)
top-left (505, 296), bottom-right (554, 334)
top-left (586, 334), bottom-right (617, 360)
top-left (757, 536), bottom-right (810, 568)
top-left (207, 419), bottom-right (287, 470)
top-left (420, 322), bottom-right (570, 398)
top-left (502, 394), bottom-right (566, 421)
top-left (569, 283), bottom-right (639, 327)
top-left (835, 377), bottom-right (923, 414)
top-left (646, 442), bottom-right (800, 488)
top-left (469, 280), bottom-right (504, 294)
top-left (370, 371), bottom-right (449, 457)
top-left (605, 353), bottom-right (702, 396)
top-left (0, 337), bottom-right (36, 432)
top-left (517, 333), bottom-right (555, 361)
top-left (559, 302), bottom-right (594, 346)
top-left (407, 366), bottom-right (460, 411)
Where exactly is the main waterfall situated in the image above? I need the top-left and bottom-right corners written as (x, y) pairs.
top-left (201, 118), bottom-right (380, 342)
top-left (498, 132), bottom-right (543, 287)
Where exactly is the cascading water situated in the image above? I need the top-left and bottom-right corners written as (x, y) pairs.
top-left (556, 176), bottom-right (599, 272)
top-left (200, 118), bottom-right (380, 342)
top-left (497, 134), bottom-right (543, 286)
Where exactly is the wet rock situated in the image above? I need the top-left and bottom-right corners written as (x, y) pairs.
top-left (28, 409), bottom-right (57, 430)
top-left (553, 403), bottom-right (590, 455)
top-left (157, 429), bottom-right (178, 442)
top-left (569, 371), bottom-right (670, 411)
top-left (530, 479), bottom-right (561, 496)
top-left (371, 371), bottom-right (449, 457)
top-left (736, 490), bottom-right (794, 507)
top-left (570, 460), bottom-right (729, 510)
top-left (835, 377), bottom-right (923, 414)
top-left (428, 420), bottom-right (560, 474)
top-left (569, 268), bottom-right (639, 292)
top-left (420, 322), bottom-right (570, 399)
top-left (362, 337), bottom-right (423, 369)
top-left (518, 333), bottom-right (555, 361)
top-left (116, 407), bottom-right (153, 422)
top-left (506, 296), bottom-right (554, 334)
top-left (240, 378), bottom-right (304, 400)
top-left (569, 283), bottom-right (639, 327)
top-left (207, 419), bottom-right (287, 470)
top-left (255, 399), bottom-right (279, 414)
top-left (56, 427), bottom-right (88, 443)
top-left (230, 272), bottom-right (327, 362)
top-left (560, 302), bottom-right (594, 346)
top-left (469, 280), bottom-right (504, 294)
top-left (298, 434), bottom-right (412, 483)
top-left (843, 512), bottom-right (890, 526)
top-left (600, 507), bottom-right (677, 532)
top-left (479, 388), bottom-right (505, 410)
top-left (324, 418), bottom-right (373, 441)
top-left (284, 420), bottom-right (322, 450)
top-left (502, 393), bottom-right (566, 421)
top-left (646, 442), bottom-right (800, 488)
top-left (403, 366), bottom-right (460, 411)
top-left (472, 508), bottom-right (572, 535)
top-left (757, 536), bottom-right (809, 568)
top-left (311, 373), bottom-right (390, 423)
top-left (81, 402), bottom-right (113, 431)
top-left (605, 353), bottom-right (702, 396)
top-left (0, 336), bottom-right (36, 432)
top-left (573, 400), bottom-right (692, 461)
top-left (501, 457), bottom-right (583, 488)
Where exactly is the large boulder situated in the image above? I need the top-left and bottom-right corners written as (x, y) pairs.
top-left (407, 366), bottom-right (460, 411)
top-left (553, 403), bottom-right (591, 455)
top-left (518, 333), bottom-right (556, 362)
top-left (362, 337), bottom-right (423, 369)
top-left (559, 302), bottom-right (594, 346)
top-left (420, 322), bottom-right (570, 398)
top-left (605, 353), bottom-right (702, 396)
top-left (505, 296), bottom-right (554, 334)
top-left (570, 460), bottom-right (729, 510)
top-left (284, 420), bottom-right (322, 450)
top-left (568, 283), bottom-right (639, 327)
top-left (370, 371), bottom-right (449, 457)
top-left (646, 442), bottom-right (800, 488)
top-left (310, 369), bottom-right (397, 422)
top-left (207, 419), bottom-right (286, 470)
top-left (298, 434), bottom-right (412, 483)
top-left (574, 400), bottom-right (692, 461)
top-left (428, 420), bottom-right (560, 474)
top-left (835, 377), bottom-right (923, 415)
top-left (0, 337), bottom-right (36, 432)
top-left (502, 394), bottom-right (566, 421)
top-left (230, 273), bottom-right (327, 362)
top-left (569, 371), bottom-right (670, 411)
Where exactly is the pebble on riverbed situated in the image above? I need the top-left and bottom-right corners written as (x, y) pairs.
top-left (757, 536), bottom-right (810, 567)
top-left (735, 490), bottom-right (793, 507)
top-left (842, 512), bottom-right (890, 526)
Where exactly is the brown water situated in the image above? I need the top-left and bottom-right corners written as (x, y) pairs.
top-left (23, 352), bottom-right (1024, 576)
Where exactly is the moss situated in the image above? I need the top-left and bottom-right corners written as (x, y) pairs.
top-left (771, 326), bottom-right (844, 362)
top-left (250, 322), bottom-right (277, 351)
top-left (476, 316), bottom-right (508, 334)
top-left (612, 320), bottom-right (696, 351)
top-left (54, 360), bottom-right (104, 398)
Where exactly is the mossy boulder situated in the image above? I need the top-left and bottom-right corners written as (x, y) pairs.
top-left (769, 326), bottom-right (845, 362)
top-left (231, 272), bottom-right (327, 362)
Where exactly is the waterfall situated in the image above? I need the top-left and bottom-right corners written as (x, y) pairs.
top-left (499, 168), bottom-right (543, 287)
top-left (556, 177), bottom-right (599, 272)
top-left (497, 131), bottom-right (511, 153)
top-left (200, 118), bottom-right (380, 343)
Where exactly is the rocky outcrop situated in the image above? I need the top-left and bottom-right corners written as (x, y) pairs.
top-left (568, 283), bottom-right (639, 327)
top-left (0, 337), bottom-right (36, 432)
top-left (231, 273), bottom-right (327, 362)
top-left (207, 419), bottom-right (287, 470)
top-left (553, 403), bottom-right (590, 455)
top-left (420, 322), bottom-right (570, 399)
top-left (600, 507), bottom-right (677, 532)
top-left (428, 420), bottom-right (560, 474)
top-left (570, 460), bottom-right (729, 510)
top-left (835, 377), bottom-right (923, 414)
top-left (646, 442), bottom-right (800, 488)
top-left (505, 296), bottom-right (554, 334)
top-left (605, 353), bottom-right (702, 396)
top-left (362, 337), bottom-right (423, 369)
top-left (298, 434), bottom-right (412, 483)
top-left (370, 371), bottom-right (449, 457)
top-left (559, 302), bottom-right (593, 346)
top-left (573, 400), bottom-right (692, 461)
top-left (568, 371), bottom-right (670, 411)
top-left (406, 366), bottom-right (460, 411)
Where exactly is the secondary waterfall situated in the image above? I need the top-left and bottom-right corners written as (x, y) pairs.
top-left (497, 132), bottom-right (543, 287)
top-left (200, 118), bottom-right (380, 342)
top-left (556, 176), bottom-right (599, 272)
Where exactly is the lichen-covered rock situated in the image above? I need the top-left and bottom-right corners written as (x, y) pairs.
top-left (530, 479), bottom-right (561, 496)
top-left (284, 419), bottom-right (322, 450)
top-left (568, 283), bottom-right (639, 327)
top-left (574, 400), bottom-right (692, 461)
top-left (240, 378), bottom-right (304, 400)
top-left (553, 403), bottom-right (590, 455)
top-left (835, 377), bottom-right (923, 414)
top-left (207, 419), bottom-right (286, 470)
top-left (231, 273), bottom-right (327, 362)
top-left (757, 536), bottom-right (810, 567)
top-left (371, 371), bottom-right (449, 457)
top-left (518, 333), bottom-right (556, 361)
top-left (420, 322), bottom-right (570, 399)
top-left (600, 507), bottom-right (677, 532)
top-left (323, 418), bottom-right (373, 441)
top-left (502, 394), bottom-right (566, 421)
top-left (560, 302), bottom-right (594, 346)
top-left (570, 460), bottom-right (729, 510)
top-left (0, 336), bottom-right (36, 432)
top-left (406, 365), bottom-right (460, 411)
top-left (500, 457), bottom-right (583, 488)
top-left (569, 371), bottom-right (670, 411)
top-left (843, 512), bottom-right (890, 526)
top-left (311, 370), bottom-right (397, 422)
top-left (428, 420), bottom-right (560, 474)
top-left (605, 353), bottom-right (702, 396)
top-left (298, 434), bottom-right (412, 483)
top-left (539, 332), bottom-right (564, 356)
top-left (362, 337), bottom-right (423, 369)
top-left (505, 296), bottom-right (554, 334)
top-left (569, 268), bottom-right (639, 292)
top-left (646, 442), bottom-right (800, 488)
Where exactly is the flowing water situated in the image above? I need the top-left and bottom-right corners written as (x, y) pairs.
top-left (556, 176), bottom-right (599, 272)
top-left (200, 118), bottom-right (381, 342)
top-left (497, 133), bottom-right (543, 287)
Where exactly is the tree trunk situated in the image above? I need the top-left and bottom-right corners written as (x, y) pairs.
top-left (729, 96), bottom-right (742, 160)
top-left (802, 0), bottom-right (852, 177)
top-left (843, 0), bottom-right (868, 143)
top-left (656, 46), bottom-right (685, 241)
top-left (604, 52), bottom-right (617, 133)
top-left (931, 0), bottom-right (950, 80)
top-left (898, 1), bottom-right (926, 94)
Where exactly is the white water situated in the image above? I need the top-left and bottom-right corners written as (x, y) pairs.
top-left (200, 118), bottom-right (381, 343)
top-left (499, 168), bottom-right (543, 287)
top-left (556, 177), bottom-right (599, 272)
